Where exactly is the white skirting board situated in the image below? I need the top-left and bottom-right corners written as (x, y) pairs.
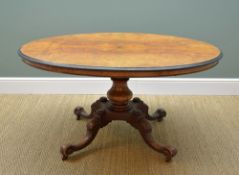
top-left (0, 78), bottom-right (239, 95)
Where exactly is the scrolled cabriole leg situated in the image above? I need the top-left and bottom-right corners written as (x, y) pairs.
top-left (60, 116), bottom-right (100, 160)
top-left (127, 109), bottom-right (177, 161)
top-left (61, 97), bottom-right (110, 160)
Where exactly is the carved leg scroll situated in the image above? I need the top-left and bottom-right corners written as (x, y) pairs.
top-left (74, 106), bottom-right (92, 120)
top-left (60, 117), bottom-right (99, 160)
top-left (128, 98), bottom-right (177, 161)
top-left (146, 108), bottom-right (167, 122)
top-left (74, 97), bottom-right (108, 120)
top-left (131, 97), bottom-right (166, 122)
top-left (128, 117), bottom-right (177, 161)
top-left (61, 97), bottom-right (110, 160)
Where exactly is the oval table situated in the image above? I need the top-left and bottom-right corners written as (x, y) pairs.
top-left (18, 33), bottom-right (222, 162)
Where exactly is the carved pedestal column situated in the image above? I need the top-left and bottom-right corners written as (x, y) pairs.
top-left (60, 78), bottom-right (177, 161)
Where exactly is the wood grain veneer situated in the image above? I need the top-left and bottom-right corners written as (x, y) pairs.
top-left (18, 33), bottom-right (221, 77)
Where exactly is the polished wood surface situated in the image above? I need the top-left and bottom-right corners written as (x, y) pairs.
top-left (19, 33), bottom-right (221, 77)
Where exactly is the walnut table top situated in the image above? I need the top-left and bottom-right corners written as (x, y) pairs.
top-left (18, 33), bottom-right (222, 77)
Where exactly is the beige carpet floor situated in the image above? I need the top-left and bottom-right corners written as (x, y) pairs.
top-left (0, 95), bottom-right (239, 175)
